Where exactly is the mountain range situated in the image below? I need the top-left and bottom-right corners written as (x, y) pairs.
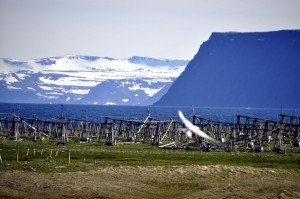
top-left (155, 30), bottom-right (300, 108)
top-left (2, 30), bottom-right (299, 108)
top-left (0, 56), bottom-right (189, 105)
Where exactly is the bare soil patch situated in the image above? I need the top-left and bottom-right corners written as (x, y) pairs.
top-left (1, 165), bottom-right (299, 198)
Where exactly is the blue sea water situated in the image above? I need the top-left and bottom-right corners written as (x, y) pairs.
top-left (0, 103), bottom-right (299, 123)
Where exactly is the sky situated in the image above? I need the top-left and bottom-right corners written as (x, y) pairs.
top-left (0, 0), bottom-right (300, 60)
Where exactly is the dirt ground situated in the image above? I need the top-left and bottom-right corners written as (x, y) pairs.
top-left (0, 165), bottom-right (299, 199)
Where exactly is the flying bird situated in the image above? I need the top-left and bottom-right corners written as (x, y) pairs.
top-left (178, 110), bottom-right (215, 142)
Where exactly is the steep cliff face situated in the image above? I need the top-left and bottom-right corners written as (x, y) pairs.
top-left (155, 30), bottom-right (300, 108)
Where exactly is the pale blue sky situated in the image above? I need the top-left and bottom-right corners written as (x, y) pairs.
top-left (0, 0), bottom-right (299, 60)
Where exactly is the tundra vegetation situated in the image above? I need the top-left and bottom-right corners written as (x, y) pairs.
top-left (0, 139), bottom-right (299, 198)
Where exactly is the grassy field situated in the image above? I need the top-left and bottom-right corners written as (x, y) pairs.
top-left (0, 139), bottom-right (300, 198)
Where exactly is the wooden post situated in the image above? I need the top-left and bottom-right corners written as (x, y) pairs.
top-left (16, 147), bottom-right (19, 162)
top-left (33, 148), bottom-right (36, 156)
top-left (152, 123), bottom-right (160, 145)
top-left (0, 153), bottom-right (3, 164)
top-left (111, 123), bottom-right (115, 145)
top-left (284, 144), bottom-right (287, 154)
top-left (26, 148), bottom-right (29, 156)
top-left (68, 150), bottom-right (71, 164)
top-left (13, 115), bottom-right (19, 141)
top-left (50, 149), bottom-right (53, 158)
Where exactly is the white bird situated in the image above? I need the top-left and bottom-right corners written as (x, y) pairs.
top-left (178, 110), bottom-right (215, 142)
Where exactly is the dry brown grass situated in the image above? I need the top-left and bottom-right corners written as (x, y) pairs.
top-left (1, 165), bottom-right (299, 199)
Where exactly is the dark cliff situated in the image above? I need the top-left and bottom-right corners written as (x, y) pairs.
top-left (155, 30), bottom-right (300, 108)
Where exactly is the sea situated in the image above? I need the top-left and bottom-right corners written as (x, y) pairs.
top-left (0, 103), bottom-right (299, 123)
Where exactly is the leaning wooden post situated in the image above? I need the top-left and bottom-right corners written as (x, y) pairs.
top-left (0, 153), bottom-right (3, 164)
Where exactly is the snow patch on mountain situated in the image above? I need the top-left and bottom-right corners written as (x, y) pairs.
top-left (105, 102), bottom-right (116, 105)
top-left (4, 75), bottom-right (18, 84)
top-left (63, 89), bottom-right (90, 95)
top-left (128, 83), bottom-right (164, 97)
top-left (0, 55), bottom-right (189, 105)
top-left (7, 85), bottom-right (21, 90)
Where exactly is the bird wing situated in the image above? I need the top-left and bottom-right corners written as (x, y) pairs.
top-left (178, 110), bottom-right (215, 142)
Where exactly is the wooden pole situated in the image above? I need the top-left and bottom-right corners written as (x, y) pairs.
top-left (0, 153), bottom-right (3, 164)
top-left (68, 150), bottom-right (71, 164)
top-left (26, 148), bottom-right (29, 156)
top-left (50, 149), bottom-right (53, 158)
top-left (16, 147), bottom-right (19, 162)
top-left (284, 144), bottom-right (287, 154)
top-left (33, 148), bottom-right (36, 156)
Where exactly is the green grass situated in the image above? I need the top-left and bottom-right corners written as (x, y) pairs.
top-left (0, 139), bottom-right (299, 173)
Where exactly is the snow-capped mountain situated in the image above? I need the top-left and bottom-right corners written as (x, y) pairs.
top-left (0, 55), bottom-right (189, 105)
